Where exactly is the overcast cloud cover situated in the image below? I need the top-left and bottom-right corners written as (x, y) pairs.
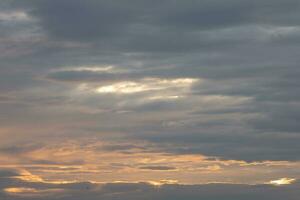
top-left (0, 0), bottom-right (300, 199)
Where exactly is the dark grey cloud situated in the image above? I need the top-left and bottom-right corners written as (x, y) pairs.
top-left (0, 169), bottom-right (19, 178)
top-left (0, 143), bottom-right (42, 155)
top-left (30, 0), bottom-right (145, 41)
top-left (143, 132), bottom-right (300, 161)
top-left (47, 70), bottom-right (133, 83)
top-left (23, 0), bottom-right (300, 41)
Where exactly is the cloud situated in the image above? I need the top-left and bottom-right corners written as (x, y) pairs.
top-left (0, 169), bottom-right (19, 178)
top-left (0, 169), bottom-right (299, 200)
top-left (0, 0), bottom-right (300, 189)
top-left (22, 0), bottom-right (300, 42)
top-left (269, 178), bottom-right (296, 186)
top-left (139, 166), bottom-right (176, 171)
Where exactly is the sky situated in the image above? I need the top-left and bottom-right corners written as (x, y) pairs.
top-left (0, 0), bottom-right (300, 199)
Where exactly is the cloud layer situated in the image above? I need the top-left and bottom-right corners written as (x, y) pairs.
top-left (0, 0), bottom-right (300, 192)
top-left (0, 169), bottom-right (300, 200)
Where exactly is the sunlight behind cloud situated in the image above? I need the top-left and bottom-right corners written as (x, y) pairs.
top-left (60, 65), bottom-right (115, 72)
top-left (16, 170), bottom-right (44, 182)
top-left (95, 78), bottom-right (198, 94)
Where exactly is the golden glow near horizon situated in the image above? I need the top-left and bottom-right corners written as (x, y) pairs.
top-left (0, 163), bottom-right (296, 198)
top-left (3, 167), bottom-right (298, 188)
top-left (4, 187), bottom-right (38, 194)
top-left (147, 179), bottom-right (179, 186)
top-left (269, 178), bottom-right (296, 186)
top-left (3, 187), bottom-right (65, 197)
top-left (1, 140), bottom-right (299, 185)
top-left (15, 170), bottom-right (44, 182)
